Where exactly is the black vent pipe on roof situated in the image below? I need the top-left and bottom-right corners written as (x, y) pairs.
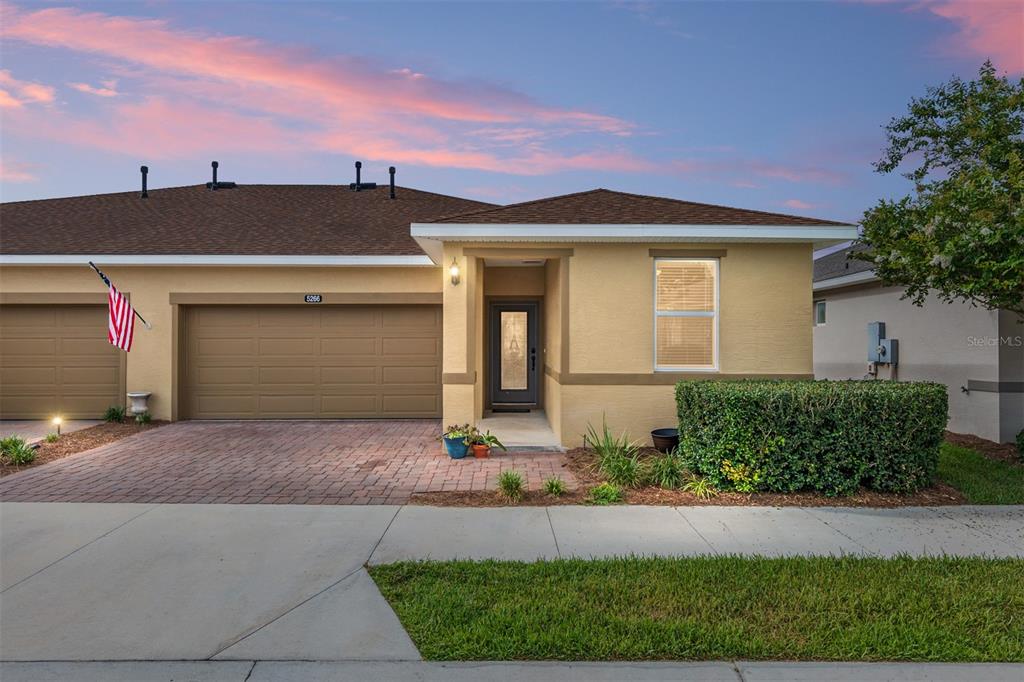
top-left (211, 160), bottom-right (219, 190)
top-left (355, 161), bottom-right (362, 191)
top-left (140, 165), bottom-right (148, 199)
top-left (389, 166), bottom-right (396, 199)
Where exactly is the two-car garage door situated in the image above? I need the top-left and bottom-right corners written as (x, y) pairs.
top-left (181, 305), bottom-right (442, 419)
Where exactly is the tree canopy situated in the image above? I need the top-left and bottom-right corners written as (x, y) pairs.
top-left (856, 61), bottom-right (1024, 315)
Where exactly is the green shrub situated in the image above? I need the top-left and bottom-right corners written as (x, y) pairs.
top-left (649, 450), bottom-right (688, 489)
top-left (584, 418), bottom-right (644, 487)
top-left (543, 476), bottom-right (566, 497)
top-left (44, 433), bottom-right (60, 444)
top-left (1, 435), bottom-right (36, 465)
top-left (676, 380), bottom-right (948, 496)
top-left (134, 411), bottom-right (152, 425)
top-left (497, 470), bottom-right (525, 503)
top-left (103, 405), bottom-right (126, 422)
top-left (587, 482), bottom-right (623, 505)
top-left (1017, 429), bottom-right (1023, 462)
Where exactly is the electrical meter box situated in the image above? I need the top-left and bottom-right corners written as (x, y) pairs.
top-left (868, 322), bottom-right (899, 365)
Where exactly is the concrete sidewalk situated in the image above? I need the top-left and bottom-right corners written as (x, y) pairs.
top-left (2, 660), bottom-right (1023, 681)
top-left (0, 503), bottom-right (1021, 663)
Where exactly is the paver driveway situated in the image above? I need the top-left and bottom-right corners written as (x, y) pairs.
top-left (0, 421), bottom-right (573, 505)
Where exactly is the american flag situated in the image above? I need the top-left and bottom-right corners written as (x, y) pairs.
top-left (107, 285), bottom-right (135, 352)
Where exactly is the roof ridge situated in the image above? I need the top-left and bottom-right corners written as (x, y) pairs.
top-left (428, 188), bottom-right (609, 223)
top-left (429, 187), bottom-right (853, 226)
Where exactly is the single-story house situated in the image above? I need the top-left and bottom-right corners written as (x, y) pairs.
top-left (813, 244), bottom-right (1024, 444)
top-left (0, 170), bottom-right (856, 446)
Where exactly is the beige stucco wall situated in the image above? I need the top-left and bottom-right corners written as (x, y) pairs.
top-left (813, 282), bottom-right (1023, 442)
top-left (440, 241), bottom-right (814, 446)
top-left (1, 264), bottom-right (441, 421)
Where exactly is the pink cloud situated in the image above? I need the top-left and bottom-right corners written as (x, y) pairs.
top-left (782, 198), bottom-right (819, 210)
top-left (670, 157), bottom-right (848, 186)
top-left (0, 2), bottom-right (642, 175)
top-left (0, 69), bottom-right (55, 107)
top-left (0, 158), bottom-right (40, 182)
top-left (861, 1), bottom-right (1024, 73)
top-left (68, 81), bottom-right (119, 97)
top-left (925, 1), bottom-right (1024, 73)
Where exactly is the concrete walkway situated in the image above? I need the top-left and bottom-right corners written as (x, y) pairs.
top-left (2, 660), bottom-right (1022, 681)
top-left (0, 503), bottom-right (1020, 665)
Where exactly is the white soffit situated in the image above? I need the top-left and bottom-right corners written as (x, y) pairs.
top-left (411, 223), bottom-right (860, 263)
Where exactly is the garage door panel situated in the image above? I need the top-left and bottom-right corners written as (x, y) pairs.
top-left (381, 365), bottom-right (438, 385)
top-left (259, 337), bottom-right (315, 356)
top-left (320, 337), bottom-right (379, 356)
top-left (320, 366), bottom-right (378, 384)
top-left (61, 366), bottom-right (119, 386)
top-left (320, 394), bottom-right (379, 414)
top-left (1, 338), bottom-right (58, 356)
top-left (320, 308), bottom-right (379, 328)
top-left (0, 305), bottom-right (120, 419)
top-left (183, 305), bottom-right (441, 418)
top-left (382, 336), bottom-right (440, 356)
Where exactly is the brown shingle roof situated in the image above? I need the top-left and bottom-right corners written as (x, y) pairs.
top-left (0, 184), bottom-right (495, 256)
top-left (431, 188), bottom-right (852, 226)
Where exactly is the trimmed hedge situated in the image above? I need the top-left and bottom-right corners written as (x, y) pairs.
top-left (676, 380), bottom-right (948, 496)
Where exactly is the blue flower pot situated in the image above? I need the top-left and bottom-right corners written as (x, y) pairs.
top-left (443, 435), bottom-right (469, 459)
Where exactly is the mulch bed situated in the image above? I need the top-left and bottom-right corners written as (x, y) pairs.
top-left (409, 446), bottom-right (968, 507)
top-left (945, 430), bottom-right (1021, 466)
top-left (0, 421), bottom-right (167, 478)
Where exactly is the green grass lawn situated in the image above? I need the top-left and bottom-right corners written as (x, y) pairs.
top-left (938, 443), bottom-right (1024, 504)
top-left (370, 556), bottom-right (1024, 662)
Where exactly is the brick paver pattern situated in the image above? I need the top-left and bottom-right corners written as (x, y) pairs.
top-left (0, 421), bottom-right (575, 505)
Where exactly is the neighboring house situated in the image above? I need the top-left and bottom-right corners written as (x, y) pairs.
top-left (0, 174), bottom-right (856, 447)
top-left (813, 244), bottom-right (1024, 444)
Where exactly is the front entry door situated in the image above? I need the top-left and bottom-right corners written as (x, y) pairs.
top-left (489, 302), bottom-right (539, 407)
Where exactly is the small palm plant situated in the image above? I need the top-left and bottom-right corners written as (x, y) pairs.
top-left (543, 476), bottom-right (566, 497)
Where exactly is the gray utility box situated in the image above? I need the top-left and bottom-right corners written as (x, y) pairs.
top-left (867, 321), bottom-right (899, 365)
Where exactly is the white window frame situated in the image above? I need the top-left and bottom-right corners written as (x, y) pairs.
top-left (653, 257), bottom-right (720, 372)
top-left (814, 300), bottom-right (827, 326)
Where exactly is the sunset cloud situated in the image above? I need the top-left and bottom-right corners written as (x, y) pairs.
top-left (68, 80), bottom-right (119, 97)
top-left (863, 0), bottom-right (1024, 73)
top-left (0, 1), bottom-right (642, 175)
top-left (0, 69), bottom-right (55, 108)
top-left (782, 198), bottom-right (819, 210)
top-left (0, 158), bottom-right (39, 182)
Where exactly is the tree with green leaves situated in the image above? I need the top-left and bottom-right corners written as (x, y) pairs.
top-left (856, 61), bottom-right (1024, 315)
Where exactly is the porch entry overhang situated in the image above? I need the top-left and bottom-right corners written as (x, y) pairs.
top-left (410, 223), bottom-right (859, 263)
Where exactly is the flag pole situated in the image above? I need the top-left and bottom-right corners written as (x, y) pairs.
top-left (88, 261), bottom-right (153, 330)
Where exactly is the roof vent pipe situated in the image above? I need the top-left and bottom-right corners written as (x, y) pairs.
top-left (389, 166), bottom-right (396, 199)
top-left (211, 161), bottom-right (219, 190)
top-left (140, 165), bottom-right (148, 199)
top-left (354, 161), bottom-right (362, 191)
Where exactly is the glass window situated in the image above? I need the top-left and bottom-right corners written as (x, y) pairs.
top-left (655, 259), bottom-right (718, 370)
top-left (814, 300), bottom-right (826, 326)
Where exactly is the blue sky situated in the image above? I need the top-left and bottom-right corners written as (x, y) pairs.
top-left (1, 1), bottom-right (1021, 223)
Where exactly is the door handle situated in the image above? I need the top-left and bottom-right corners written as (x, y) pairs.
top-left (530, 347), bottom-right (536, 371)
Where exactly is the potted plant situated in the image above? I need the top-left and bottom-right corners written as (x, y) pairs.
top-left (467, 429), bottom-right (507, 458)
top-left (442, 424), bottom-right (472, 459)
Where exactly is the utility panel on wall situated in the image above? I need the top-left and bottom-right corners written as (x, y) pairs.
top-left (868, 321), bottom-right (899, 365)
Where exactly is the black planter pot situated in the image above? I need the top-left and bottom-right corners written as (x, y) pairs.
top-left (651, 428), bottom-right (679, 453)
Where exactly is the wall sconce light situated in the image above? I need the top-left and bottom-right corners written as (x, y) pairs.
top-left (449, 258), bottom-right (461, 286)
top-left (52, 416), bottom-right (63, 436)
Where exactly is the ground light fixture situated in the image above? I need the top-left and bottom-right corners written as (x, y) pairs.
top-left (449, 258), bottom-right (461, 286)
top-left (52, 416), bottom-right (62, 436)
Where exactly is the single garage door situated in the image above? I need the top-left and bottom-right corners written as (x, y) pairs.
top-left (182, 305), bottom-right (442, 419)
top-left (0, 305), bottom-right (121, 419)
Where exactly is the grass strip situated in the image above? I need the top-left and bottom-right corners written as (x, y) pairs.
top-left (939, 443), bottom-right (1024, 504)
top-left (370, 556), bottom-right (1024, 662)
